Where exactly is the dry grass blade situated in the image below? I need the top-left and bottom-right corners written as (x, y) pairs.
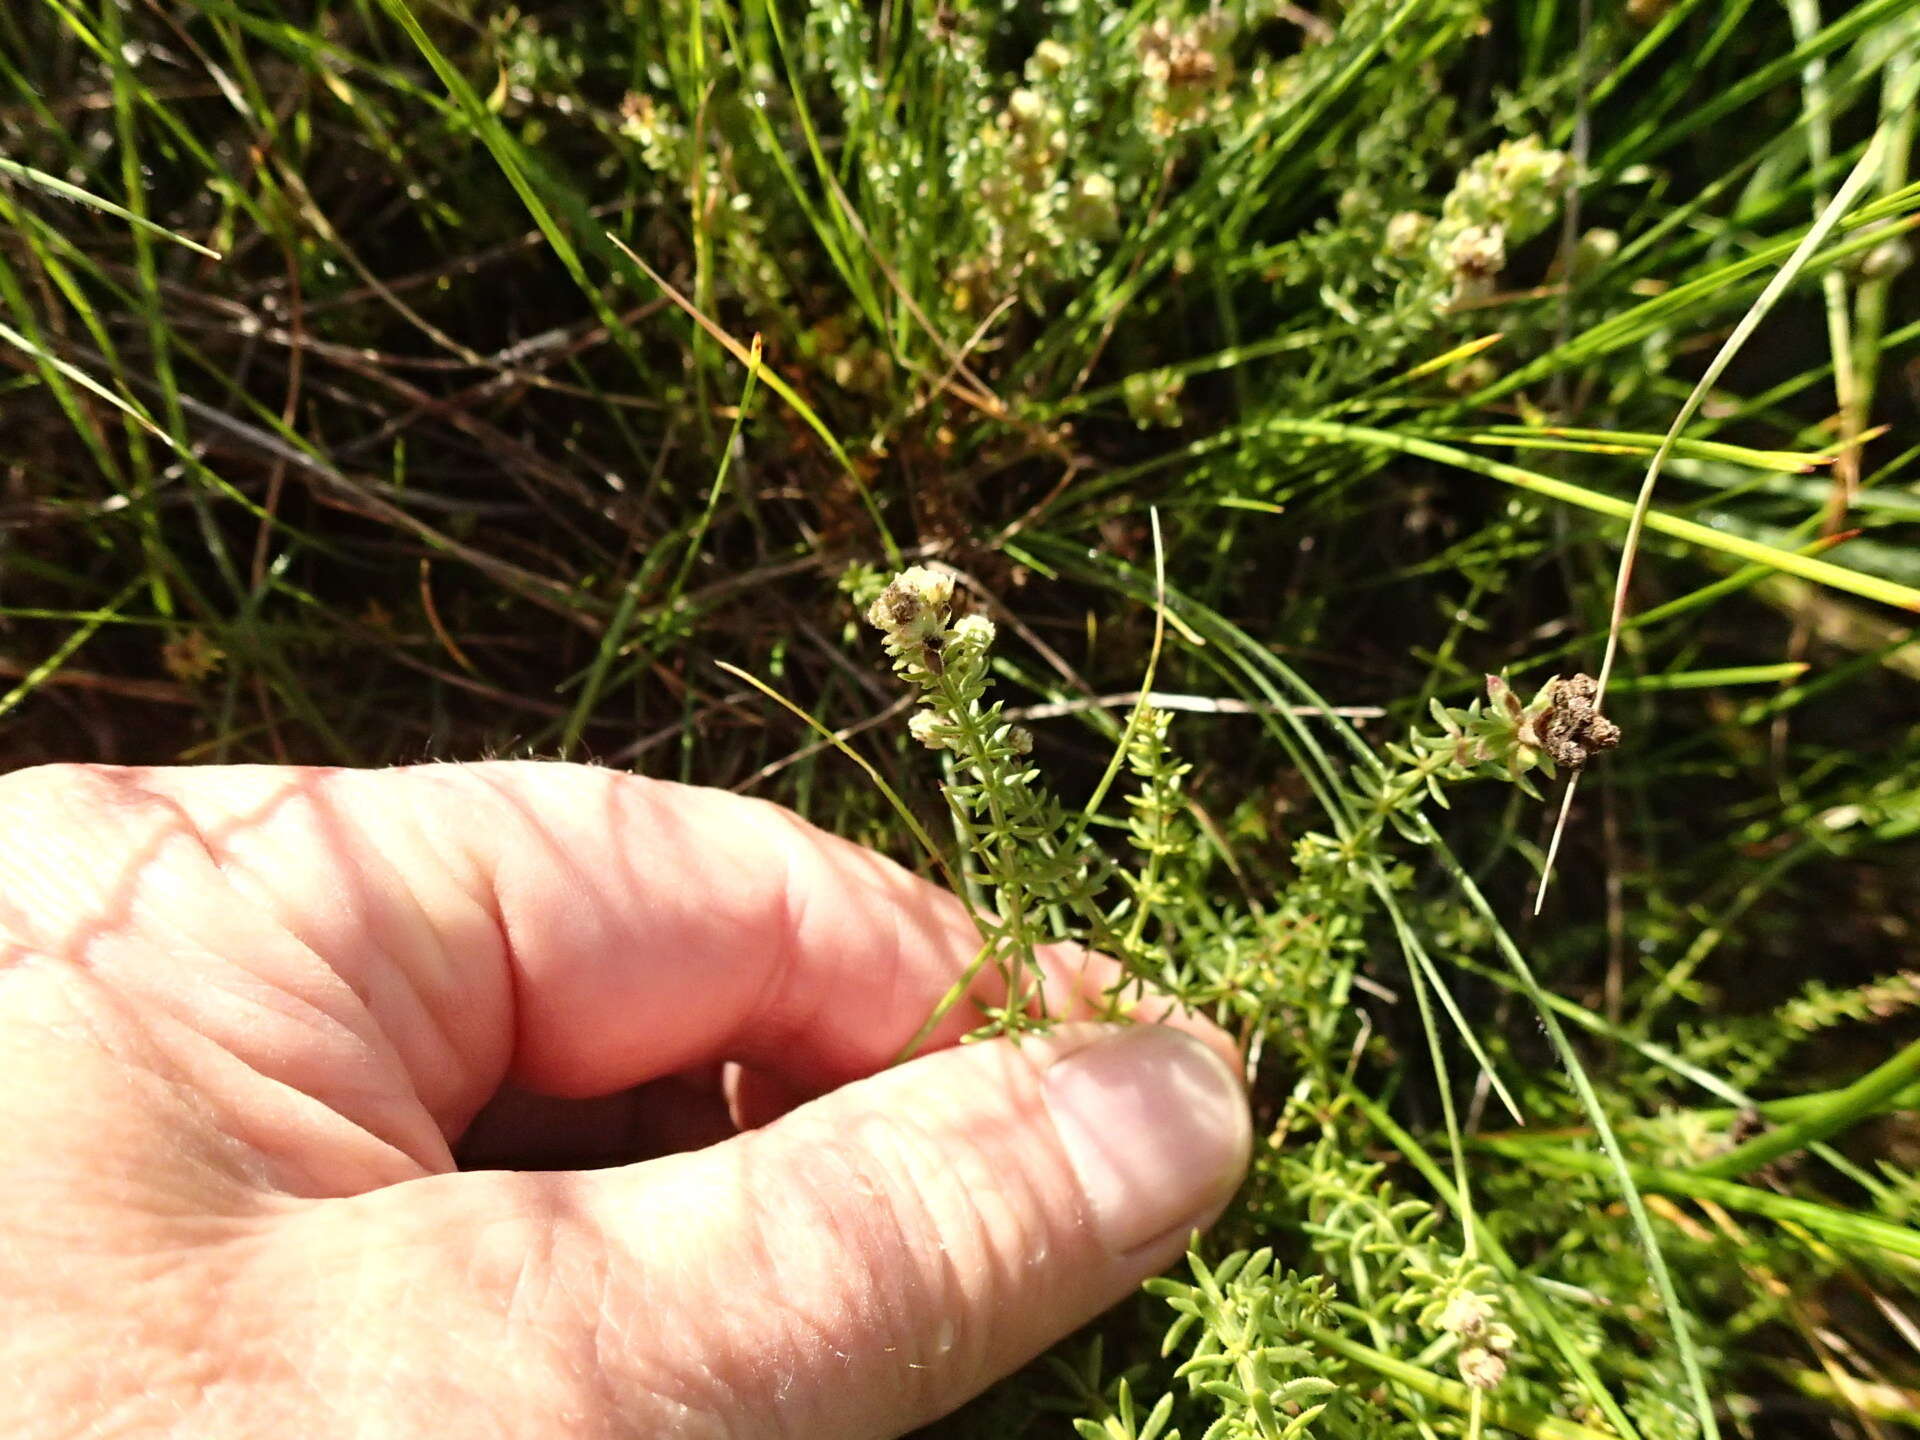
top-left (607, 232), bottom-right (900, 564)
top-left (1534, 127), bottom-right (1900, 914)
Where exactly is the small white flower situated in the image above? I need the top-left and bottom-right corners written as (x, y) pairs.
top-left (950, 614), bottom-right (997, 649)
top-left (894, 565), bottom-right (954, 609)
top-left (1385, 210), bottom-right (1431, 256)
top-left (1447, 223), bottom-right (1506, 280)
top-left (907, 711), bottom-right (947, 749)
top-left (1438, 1290), bottom-right (1493, 1339)
top-left (866, 567), bottom-right (955, 646)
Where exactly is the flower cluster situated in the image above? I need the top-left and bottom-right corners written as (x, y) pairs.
top-left (1135, 14), bottom-right (1237, 137)
top-left (1427, 135), bottom-right (1574, 303)
top-left (1430, 1287), bottom-right (1519, 1391)
top-left (1405, 1259), bottom-right (1520, 1390)
top-left (864, 563), bottom-right (952, 652)
top-left (938, 23), bottom-right (1138, 317)
top-left (1344, 671), bottom-right (1619, 844)
top-left (617, 90), bottom-right (683, 173)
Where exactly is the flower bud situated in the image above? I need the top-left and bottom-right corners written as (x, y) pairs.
top-left (1485, 673), bottom-right (1522, 722)
top-left (1385, 210), bottom-right (1431, 256)
top-left (1438, 1290), bottom-right (1493, 1338)
top-left (1459, 1345), bottom-right (1507, 1391)
top-left (1006, 88), bottom-right (1046, 129)
top-left (1066, 172), bottom-right (1119, 238)
top-left (1570, 226), bottom-right (1619, 277)
top-left (950, 613), bottom-right (997, 650)
top-left (908, 711), bottom-right (947, 749)
top-left (1028, 38), bottom-right (1073, 79)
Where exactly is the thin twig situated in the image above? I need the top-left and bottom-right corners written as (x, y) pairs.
top-left (1534, 134), bottom-right (1897, 912)
top-left (1003, 691), bottom-right (1386, 722)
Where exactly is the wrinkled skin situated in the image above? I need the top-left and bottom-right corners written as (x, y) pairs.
top-left (0, 762), bottom-right (1249, 1439)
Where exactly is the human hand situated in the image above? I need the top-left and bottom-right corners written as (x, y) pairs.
top-left (0, 762), bottom-right (1250, 1438)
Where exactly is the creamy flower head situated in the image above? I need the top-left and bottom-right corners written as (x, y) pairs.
top-left (1437, 1290), bottom-right (1493, 1338)
top-left (1454, 1310), bottom-right (1514, 1391)
top-left (865, 566), bottom-right (954, 646)
top-left (950, 614), bottom-right (996, 649)
top-left (1385, 210), bottom-right (1431, 256)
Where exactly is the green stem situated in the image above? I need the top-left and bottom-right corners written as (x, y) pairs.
top-left (1300, 1326), bottom-right (1622, 1440)
top-left (1476, 1142), bottom-right (1920, 1263)
top-left (1348, 1090), bottom-right (1645, 1440)
top-left (1694, 1035), bottom-right (1920, 1181)
top-left (937, 663), bottom-right (1043, 1022)
top-left (1482, 1079), bottom-right (1920, 1145)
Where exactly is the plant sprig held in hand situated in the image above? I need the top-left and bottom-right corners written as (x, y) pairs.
top-left (866, 566), bottom-right (1114, 1036)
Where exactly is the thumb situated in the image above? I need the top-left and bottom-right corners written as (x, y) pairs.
top-left (575, 1023), bottom-right (1251, 1438)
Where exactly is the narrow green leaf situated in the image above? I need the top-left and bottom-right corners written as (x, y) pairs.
top-left (0, 157), bottom-right (222, 258)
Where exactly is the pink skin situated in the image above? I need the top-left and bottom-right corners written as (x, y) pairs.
top-left (0, 762), bottom-right (1250, 1439)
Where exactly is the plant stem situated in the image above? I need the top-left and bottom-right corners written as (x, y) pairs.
top-left (1694, 1036), bottom-right (1920, 1181)
top-left (1477, 1142), bottom-right (1920, 1263)
top-left (1300, 1325), bottom-right (1622, 1440)
top-left (1348, 1089), bottom-right (1646, 1440)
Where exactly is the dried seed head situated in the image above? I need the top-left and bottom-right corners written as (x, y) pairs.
top-left (1459, 1344), bottom-right (1508, 1391)
top-left (1539, 672), bottom-right (1621, 771)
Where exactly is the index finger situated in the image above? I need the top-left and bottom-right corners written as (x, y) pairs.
top-left (5, 762), bottom-right (1227, 1141)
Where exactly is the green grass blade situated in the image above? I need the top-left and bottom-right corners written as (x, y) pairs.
top-left (0, 320), bottom-right (177, 449)
top-left (0, 157), bottom-right (222, 258)
top-left (1694, 1036), bottom-right (1920, 1182)
top-left (0, 578), bottom-right (144, 722)
top-left (1479, 1143), bottom-right (1920, 1264)
top-left (1249, 419), bottom-right (1920, 612)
